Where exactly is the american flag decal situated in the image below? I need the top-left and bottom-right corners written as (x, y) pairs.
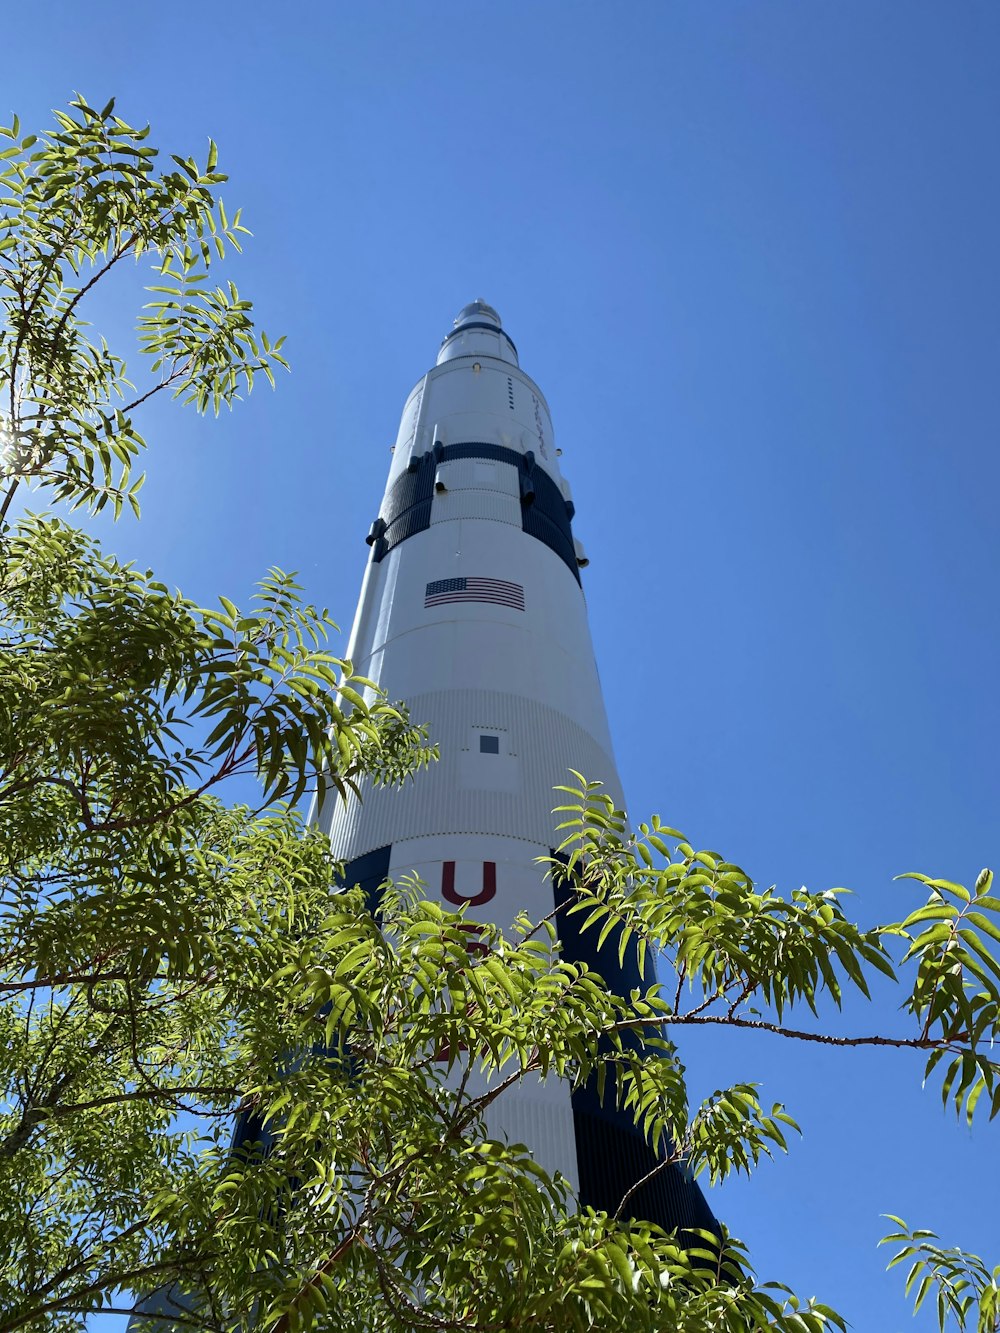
top-left (425, 576), bottom-right (525, 611)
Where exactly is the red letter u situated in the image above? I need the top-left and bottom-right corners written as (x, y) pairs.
top-left (441, 861), bottom-right (497, 907)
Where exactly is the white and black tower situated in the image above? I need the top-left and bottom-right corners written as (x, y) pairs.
top-left (317, 301), bottom-right (715, 1234)
top-left (128, 302), bottom-right (716, 1327)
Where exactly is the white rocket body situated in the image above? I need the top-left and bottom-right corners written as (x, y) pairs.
top-left (128, 305), bottom-right (712, 1327)
top-left (318, 303), bottom-right (713, 1231)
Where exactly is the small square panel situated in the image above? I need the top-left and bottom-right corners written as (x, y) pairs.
top-left (479, 734), bottom-right (500, 754)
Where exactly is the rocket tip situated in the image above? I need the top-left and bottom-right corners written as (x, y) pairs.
top-left (453, 299), bottom-right (501, 329)
top-left (438, 299), bottom-right (518, 366)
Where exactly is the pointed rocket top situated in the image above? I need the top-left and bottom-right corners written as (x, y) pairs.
top-left (453, 299), bottom-right (502, 330)
top-left (438, 299), bottom-right (518, 367)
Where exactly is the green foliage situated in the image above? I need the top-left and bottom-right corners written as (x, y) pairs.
top-left (550, 776), bottom-right (897, 1019)
top-left (546, 778), bottom-right (1000, 1330)
top-left (881, 1220), bottom-right (1000, 1332)
top-left (897, 869), bottom-right (1000, 1124)
top-left (0, 95), bottom-right (286, 520)
top-left (0, 96), bottom-right (995, 1333)
top-left (0, 510), bottom-right (435, 1328)
top-left (549, 775), bottom-right (1000, 1129)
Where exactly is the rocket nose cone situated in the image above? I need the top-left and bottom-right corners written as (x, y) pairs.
top-left (437, 299), bottom-right (518, 367)
top-left (453, 299), bottom-right (501, 330)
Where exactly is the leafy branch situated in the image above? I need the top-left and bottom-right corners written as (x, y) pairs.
top-left (0, 95), bottom-right (286, 522)
top-left (547, 776), bottom-right (1000, 1127)
top-left (882, 1219), bottom-right (1000, 1332)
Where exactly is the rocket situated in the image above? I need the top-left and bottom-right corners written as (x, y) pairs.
top-left (317, 301), bottom-right (716, 1236)
top-left (127, 302), bottom-right (715, 1327)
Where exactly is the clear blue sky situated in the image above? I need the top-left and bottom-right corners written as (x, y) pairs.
top-left (7, 3), bottom-right (1000, 1328)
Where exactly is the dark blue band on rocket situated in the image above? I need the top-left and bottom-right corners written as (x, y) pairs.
top-left (370, 443), bottom-right (580, 584)
top-left (552, 862), bottom-right (719, 1238)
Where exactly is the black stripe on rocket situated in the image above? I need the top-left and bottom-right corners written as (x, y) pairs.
top-left (365, 442), bottom-right (580, 584)
top-left (551, 858), bottom-right (720, 1239)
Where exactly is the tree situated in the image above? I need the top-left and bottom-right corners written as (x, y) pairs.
top-left (0, 98), bottom-right (998, 1333)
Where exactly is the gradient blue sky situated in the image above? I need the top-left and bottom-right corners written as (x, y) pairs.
top-left (7, 4), bottom-right (999, 1328)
